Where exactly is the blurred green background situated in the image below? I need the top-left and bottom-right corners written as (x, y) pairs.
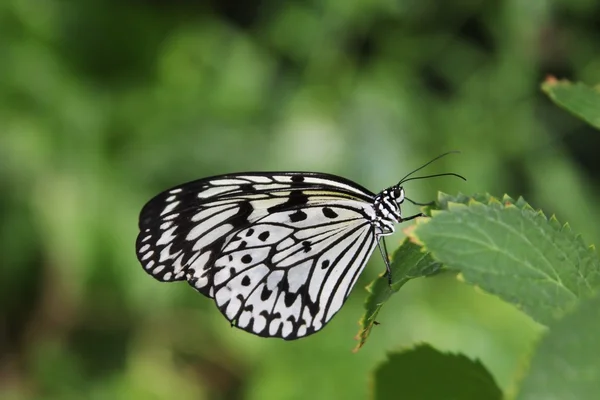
top-left (1, 0), bottom-right (600, 399)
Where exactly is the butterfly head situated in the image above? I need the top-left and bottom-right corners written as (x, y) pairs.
top-left (391, 186), bottom-right (405, 204)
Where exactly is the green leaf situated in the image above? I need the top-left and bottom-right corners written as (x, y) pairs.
top-left (373, 344), bottom-right (502, 400)
top-left (541, 77), bottom-right (600, 130)
top-left (515, 293), bottom-right (600, 400)
top-left (354, 240), bottom-right (441, 351)
top-left (410, 193), bottom-right (600, 325)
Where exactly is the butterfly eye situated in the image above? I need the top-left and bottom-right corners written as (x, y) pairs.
top-left (395, 188), bottom-right (406, 204)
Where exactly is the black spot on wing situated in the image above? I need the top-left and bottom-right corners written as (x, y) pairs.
top-left (246, 228), bottom-right (254, 237)
top-left (289, 190), bottom-right (309, 206)
top-left (258, 231), bottom-right (270, 241)
top-left (302, 241), bottom-right (312, 252)
top-left (261, 286), bottom-right (273, 301)
top-left (289, 210), bottom-right (307, 223)
top-left (291, 175), bottom-right (305, 183)
top-left (284, 291), bottom-right (300, 307)
top-left (240, 183), bottom-right (256, 193)
top-left (230, 201), bottom-right (254, 228)
top-left (241, 276), bottom-right (251, 286)
top-left (322, 207), bottom-right (338, 219)
top-left (267, 190), bottom-right (309, 213)
top-left (241, 254), bottom-right (252, 264)
top-left (321, 260), bottom-right (330, 269)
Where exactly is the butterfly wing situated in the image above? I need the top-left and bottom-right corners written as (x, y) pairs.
top-left (136, 173), bottom-right (378, 337)
top-left (212, 203), bottom-right (377, 339)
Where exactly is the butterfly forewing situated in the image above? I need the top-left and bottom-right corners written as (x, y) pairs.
top-left (135, 172), bottom-right (381, 338)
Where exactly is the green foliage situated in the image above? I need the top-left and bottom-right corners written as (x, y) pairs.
top-left (373, 71), bottom-right (600, 397)
top-left (366, 190), bottom-right (600, 397)
top-left (373, 344), bottom-right (502, 400)
top-left (411, 193), bottom-right (600, 325)
top-left (542, 77), bottom-right (600, 130)
top-left (358, 192), bottom-right (600, 348)
top-left (515, 293), bottom-right (600, 400)
top-left (355, 241), bottom-right (441, 351)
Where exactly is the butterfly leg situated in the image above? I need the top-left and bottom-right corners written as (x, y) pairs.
top-left (378, 213), bottom-right (425, 287)
top-left (377, 238), bottom-right (393, 286)
top-left (400, 212), bottom-right (425, 223)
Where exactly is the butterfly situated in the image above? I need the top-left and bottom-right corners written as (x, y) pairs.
top-left (135, 152), bottom-right (463, 339)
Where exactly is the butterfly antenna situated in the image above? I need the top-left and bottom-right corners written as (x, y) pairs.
top-left (400, 172), bottom-right (467, 185)
top-left (397, 151), bottom-right (461, 185)
top-left (404, 197), bottom-right (435, 206)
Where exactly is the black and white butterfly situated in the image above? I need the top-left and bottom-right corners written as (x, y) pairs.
top-left (135, 153), bottom-right (462, 339)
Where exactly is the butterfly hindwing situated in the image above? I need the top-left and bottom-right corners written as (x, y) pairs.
top-left (209, 201), bottom-right (378, 339)
top-left (215, 224), bottom-right (377, 338)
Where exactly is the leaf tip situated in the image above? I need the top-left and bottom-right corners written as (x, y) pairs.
top-left (501, 193), bottom-right (516, 205)
top-left (487, 196), bottom-right (502, 207)
top-left (544, 74), bottom-right (558, 84)
top-left (589, 243), bottom-right (596, 252)
top-left (541, 75), bottom-right (565, 92)
top-left (353, 325), bottom-right (366, 349)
